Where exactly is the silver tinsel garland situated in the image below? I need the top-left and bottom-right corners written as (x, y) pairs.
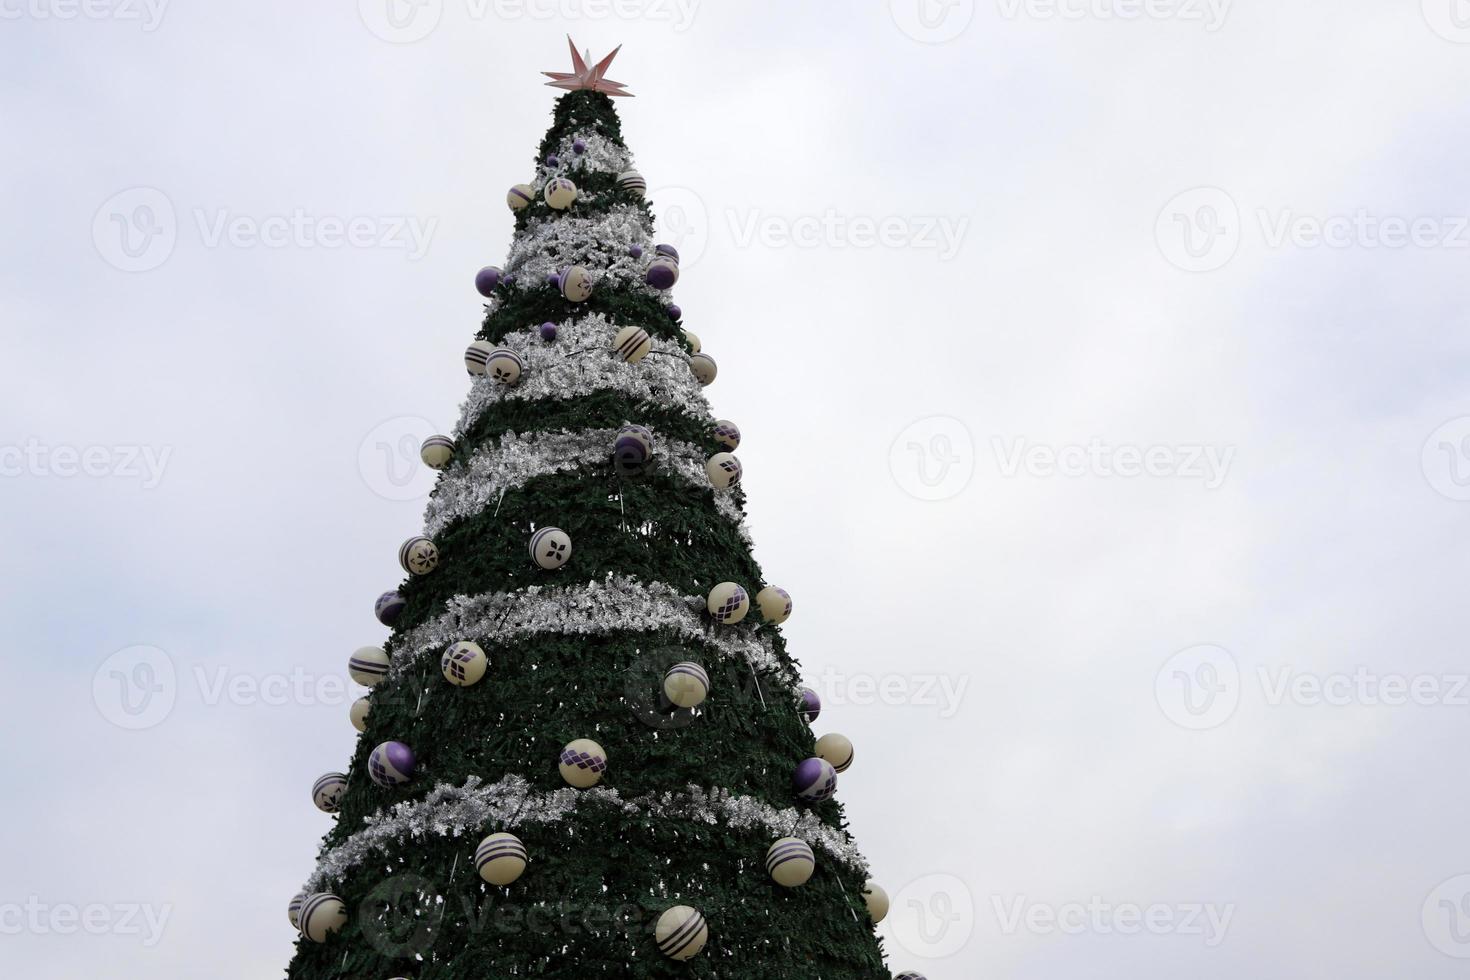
top-left (454, 313), bottom-right (712, 437)
top-left (500, 205), bottom-right (668, 300)
top-left (544, 131), bottom-right (634, 179)
top-left (386, 575), bottom-right (796, 686)
top-left (303, 774), bottom-right (868, 892)
top-left (423, 428), bottom-right (747, 539)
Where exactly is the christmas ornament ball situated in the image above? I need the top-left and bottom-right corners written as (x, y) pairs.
top-left (506, 183), bottom-right (535, 210)
top-left (705, 452), bottom-right (742, 490)
top-left (474, 265), bottom-right (502, 297)
top-left (663, 661), bottom-right (711, 709)
top-left (614, 425), bottom-right (654, 475)
top-left (486, 348), bottom-right (525, 385)
top-left (465, 340), bottom-right (495, 375)
top-left (441, 640), bottom-right (488, 687)
top-left (374, 590), bottom-right (406, 626)
top-left (895, 974), bottom-right (927, 980)
top-left (757, 586), bottom-right (792, 624)
top-left (539, 321), bottom-right (558, 342)
top-left (288, 892), bottom-right (306, 928)
top-left (476, 832), bottom-right (529, 886)
top-left (617, 170), bottom-right (646, 196)
top-left (544, 176), bottom-right (577, 209)
top-left (298, 893), bottom-right (348, 943)
top-left (420, 435), bottom-right (455, 470)
top-left (627, 244), bottom-right (643, 259)
top-left (368, 740), bottom-right (416, 788)
top-left (559, 265), bottom-right (594, 302)
top-left (571, 138), bottom-right (586, 154)
top-left (350, 696), bottom-right (371, 733)
top-left (645, 257), bottom-right (679, 290)
top-left (559, 738), bottom-right (607, 788)
top-left (311, 772), bottom-right (348, 813)
top-left (683, 329), bottom-right (701, 353)
top-left (613, 325), bottom-right (653, 363)
top-left (690, 352), bottom-right (717, 386)
top-left (666, 304), bottom-right (682, 321)
top-left (529, 526), bottom-right (573, 570)
top-left (655, 243), bottom-right (680, 264)
top-left (654, 905), bottom-right (708, 961)
top-left (799, 686), bottom-right (822, 723)
top-left (399, 535), bottom-right (439, 576)
top-left (765, 837), bottom-right (817, 888)
top-left (706, 582), bottom-right (750, 624)
top-left (617, 423), bottom-right (654, 455)
top-left (712, 419), bottom-right (740, 451)
top-left (793, 757), bottom-right (838, 803)
top-left (348, 646), bottom-right (390, 687)
top-left (864, 881), bottom-right (890, 924)
top-left (815, 732), bottom-right (854, 773)
top-left (545, 153), bottom-right (559, 167)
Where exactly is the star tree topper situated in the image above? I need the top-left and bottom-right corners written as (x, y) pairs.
top-left (543, 36), bottom-right (634, 97)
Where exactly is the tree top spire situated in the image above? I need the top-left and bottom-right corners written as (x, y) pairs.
top-left (542, 35), bottom-right (634, 98)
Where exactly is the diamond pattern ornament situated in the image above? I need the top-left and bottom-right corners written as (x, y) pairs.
top-left (368, 740), bottom-right (416, 788)
top-left (543, 36), bottom-right (634, 97)
top-left (706, 582), bottom-right (749, 624)
top-left (705, 452), bottom-right (742, 490)
top-left (441, 640), bottom-right (488, 687)
top-left (559, 738), bottom-right (607, 788)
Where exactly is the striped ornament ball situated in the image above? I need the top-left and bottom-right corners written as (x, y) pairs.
top-left (559, 265), bottom-right (594, 302)
top-left (441, 640), bottom-right (487, 687)
top-left (399, 535), bottom-right (439, 575)
top-left (765, 837), bottom-right (816, 888)
top-left (712, 419), bottom-right (740, 451)
top-left (374, 590), bottom-right (405, 626)
top-left (559, 738), bottom-right (607, 788)
top-left (662, 661), bottom-right (710, 708)
top-left (420, 435), bottom-right (455, 470)
top-left (506, 183), bottom-right (535, 210)
top-left (617, 170), bottom-right (646, 196)
top-left (612, 326), bottom-right (652, 363)
top-left (864, 881), bottom-right (890, 924)
top-left (348, 646), bottom-right (390, 687)
top-left (706, 582), bottom-right (749, 624)
top-left (705, 452), bottom-right (742, 490)
top-left (757, 586), bottom-right (792, 625)
top-left (298, 893), bottom-right (348, 943)
top-left (544, 177), bottom-right (578, 209)
top-left (793, 757), bottom-right (838, 803)
top-left (311, 772), bottom-right (348, 813)
top-left (645, 257), bottom-right (679, 290)
top-left (689, 352), bottom-right (717, 386)
top-left (287, 892), bottom-right (306, 928)
top-left (654, 905), bottom-right (708, 961)
top-left (464, 340), bottom-right (495, 375)
top-left (815, 732), bottom-right (854, 773)
top-left (529, 526), bottom-right (572, 570)
top-left (475, 832), bottom-right (529, 886)
top-left (486, 348), bottom-right (524, 386)
top-left (368, 740), bottom-right (416, 788)
top-left (349, 696), bottom-right (370, 733)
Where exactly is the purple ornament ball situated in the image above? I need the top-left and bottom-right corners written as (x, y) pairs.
top-left (655, 243), bottom-right (680, 264)
top-left (475, 266), bottom-right (502, 297)
top-left (572, 139), bottom-right (587, 154)
top-left (799, 687), bottom-right (821, 723)
top-left (545, 153), bottom-right (559, 167)
top-left (645, 260), bottom-right (678, 291)
top-left (627, 244), bottom-right (643, 259)
top-left (374, 591), bottom-right (406, 627)
top-left (368, 740), bottom-right (416, 788)
top-left (793, 757), bottom-right (838, 803)
top-left (539, 321), bottom-right (558, 342)
top-left (666, 305), bottom-right (682, 321)
top-left (547, 271), bottom-right (562, 286)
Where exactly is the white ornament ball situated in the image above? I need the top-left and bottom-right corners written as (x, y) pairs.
top-left (757, 586), bottom-right (792, 624)
top-left (475, 832), bottom-right (529, 886)
top-left (559, 738), bottom-right (607, 788)
top-left (486, 347), bottom-right (524, 385)
top-left (543, 176), bottom-right (578, 209)
top-left (311, 772), bottom-right (348, 813)
top-left (765, 837), bottom-right (816, 888)
top-left (663, 661), bottom-right (710, 708)
top-left (506, 183), bottom-right (535, 210)
top-left (560, 265), bottom-right (594, 302)
top-left (529, 526), bottom-right (572, 570)
top-left (420, 435), bottom-right (455, 469)
top-left (298, 893), bottom-right (348, 943)
top-left (654, 905), bottom-right (708, 961)
top-left (682, 328), bottom-right (701, 353)
top-left (706, 582), bottom-right (750, 624)
top-left (864, 881), bottom-right (890, 924)
top-left (645, 257), bottom-right (679, 290)
top-left (399, 535), bottom-right (439, 575)
top-left (465, 340), bottom-right (495, 375)
top-left (350, 696), bottom-right (371, 733)
top-left (706, 452), bottom-right (742, 490)
top-left (617, 170), bottom-right (646, 196)
top-left (288, 891), bottom-right (306, 928)
top-left (815, 732), bottom-right (854, 773)
top-left (612, 325), bottom-right (652, 363)
top-left (712, 419), bottom-right (740, 451)
top-left (690, 352), bottom-right (717, 386)
top-left (348, 646), bottom-right (390, 687)
top-left (441, 640), bottom-right (488, 687)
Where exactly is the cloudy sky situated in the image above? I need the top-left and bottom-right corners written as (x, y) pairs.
top-left (5, 1), bottom-right (1470, 976)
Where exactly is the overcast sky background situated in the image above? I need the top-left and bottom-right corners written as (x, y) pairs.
top-left (5, 1), bottom-right (1470, 977)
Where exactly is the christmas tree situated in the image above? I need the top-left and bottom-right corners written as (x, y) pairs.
top-left (286, 40), bottom-right (919, 980)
